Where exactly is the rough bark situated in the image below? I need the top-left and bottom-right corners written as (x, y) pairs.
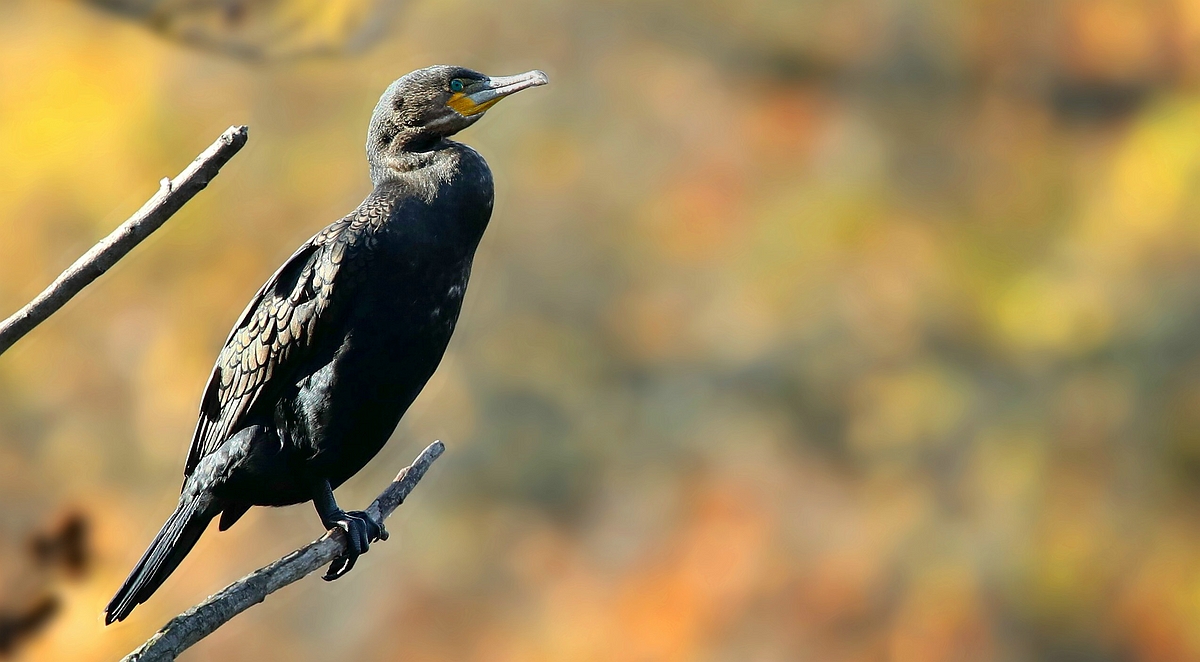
top-left (0, 125), bottom-right (249, 356)
top-left (121, 440), bottom-right (445, 662)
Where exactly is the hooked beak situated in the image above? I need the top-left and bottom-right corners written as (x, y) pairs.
top-left (448, 70), bottom-right (549, 117)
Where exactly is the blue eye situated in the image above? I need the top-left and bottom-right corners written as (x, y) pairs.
top-left (450, 79), bottom-right (464, 92)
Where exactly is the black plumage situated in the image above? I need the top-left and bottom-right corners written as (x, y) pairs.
top-left (105, 65), bottom-right (547, 624)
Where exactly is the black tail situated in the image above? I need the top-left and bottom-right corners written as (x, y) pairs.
top-left (104, 497), bottom-right (216, 624)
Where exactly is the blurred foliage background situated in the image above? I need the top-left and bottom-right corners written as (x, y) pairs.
top-left (3, 0), bottom-right (1200, 659)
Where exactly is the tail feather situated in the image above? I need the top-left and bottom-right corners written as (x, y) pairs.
top-left (104, 498), bottom-right (215, 624)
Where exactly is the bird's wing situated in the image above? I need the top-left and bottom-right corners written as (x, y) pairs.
top-left (183, 216), bottom-right (363, 479)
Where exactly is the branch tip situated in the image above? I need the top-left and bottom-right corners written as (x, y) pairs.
top-left (0, 126), bottom-right (249, 357)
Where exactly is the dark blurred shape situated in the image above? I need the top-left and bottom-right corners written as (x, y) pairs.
top-left (27, 512), bottom-right (89, 579)
top-left (81, 0), bottom-right (401, 60)
top-left (0, 595), bottom-right (58, 658)
top-left (1048, 78), bottom-right (1156, 123)
top-left (1044, 0), bottom-right (1175, 122)
top-left (0, 512), bottom-right (90, 658)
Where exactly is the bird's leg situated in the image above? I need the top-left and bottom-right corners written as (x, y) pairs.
top-left (311, 479), bottom-right (387, 581)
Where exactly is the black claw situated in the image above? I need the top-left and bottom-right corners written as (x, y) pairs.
top-left (322, 510), bottom-right (384, 580)
top-left (323, 558), bottom-right (347, 581)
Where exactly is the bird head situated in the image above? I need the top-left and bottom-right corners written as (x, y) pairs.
top-left (367, 65), bottom-right (548, 162)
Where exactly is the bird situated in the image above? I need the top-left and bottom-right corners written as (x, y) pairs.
top-left (104, 65), bottom-right (548, 624)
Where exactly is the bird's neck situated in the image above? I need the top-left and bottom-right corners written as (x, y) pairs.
top-left (369, 138), bottom-right (456, 185)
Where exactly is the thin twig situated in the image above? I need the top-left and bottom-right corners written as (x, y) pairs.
top-left (121, 440), bottom-right (445, 662)
top-left (0, 125), bottom-right (249, 357)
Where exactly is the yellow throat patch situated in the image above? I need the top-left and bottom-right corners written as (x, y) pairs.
top-left (447, 92), bottom-right (501, 117)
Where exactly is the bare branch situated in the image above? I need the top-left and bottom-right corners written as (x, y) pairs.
top-left (121, 440), bottom-right (446, 662)
top-left (0, 125), bottom-right (249, 357)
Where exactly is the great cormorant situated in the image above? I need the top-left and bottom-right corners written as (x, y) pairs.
top-left (104, 65), bottom-right (548, 624)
